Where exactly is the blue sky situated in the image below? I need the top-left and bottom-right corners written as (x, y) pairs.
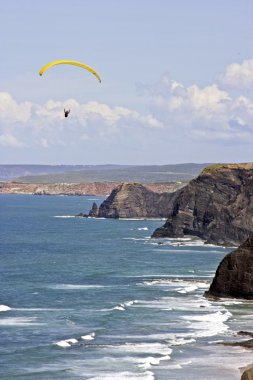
top-left (1, 0), bottom-right (253, 165)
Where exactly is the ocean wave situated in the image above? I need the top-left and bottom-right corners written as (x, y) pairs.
top-left (87, 370), bottom-right (155, 380)
top-left (0, 304), bottom-right (11, 312)
top-left (105, 342), bottom-right (172, 356)
top-left (106, 332), bottom-right (196, 348)
top-left (0, 317), bottom-right (44, 326)
top-left (81, 332), bottom-right (95, 340)
top-left (137, 355), bottom-right (170, 369)
top-left (123, 237), bottom-right (150, 241)
top-left (113, 305), bottom-right (126, 311)
top-left (113, 300), bottom-right (138, 312)
top-left (48, 284), bottom-right (106, 290)
top-left (54, 338), bottom-right (78, 348)
top-left (180, 310), bottom-right (232, 337)
top-left (140, 278), bottom-right (210, 292)
top-left (55, 332), bottom-right (96, 347)
top-left (134, 294), bottom-right (225, 316)
top-left (152, 237), bottom-right (230, 248)
top-left (53, 215), bottom-right (76, 218)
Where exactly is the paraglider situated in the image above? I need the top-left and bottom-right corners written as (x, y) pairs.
top-left (39, 60), bottom-right (101, 118)
top-left (39, 60), bottom-right (102, 82)
top-left (64, 109), bottom-right (70, 118)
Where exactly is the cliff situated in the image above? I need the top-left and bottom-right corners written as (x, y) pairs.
top-left (205, 235), bottom-right (253, 299)
top-left (0, 181), bottom-right (183, 197)
top-left (92, 182), bottom-right (182, 218)
top-left (152, 163), bottom-right (253, 246)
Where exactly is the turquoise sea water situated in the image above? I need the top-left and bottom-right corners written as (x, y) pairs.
top-left (1, 194), bottom-right (253, 379)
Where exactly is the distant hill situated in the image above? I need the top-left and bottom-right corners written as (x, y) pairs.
top-left (5, 163), bottom-right (212, 183)
top-left (0, 164), bottom-right (131, 181)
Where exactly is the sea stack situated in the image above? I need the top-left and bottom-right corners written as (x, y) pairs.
top-left (92, 182), bottom-right (181, 219)
top-left (205, 235), bottom-right (253, 299)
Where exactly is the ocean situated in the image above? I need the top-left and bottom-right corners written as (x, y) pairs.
top-left (1, 194), bottom-right (253, 380)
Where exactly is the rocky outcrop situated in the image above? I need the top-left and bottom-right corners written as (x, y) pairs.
top-left (0, 181), bottom-right (184, 196)
top-left (89, 202), bottom-right (99, 217)
top-left (205, 235), bottom-right (253, 299)
top-left (93, 182), bottom-right (181, 219)
top-left (152, 164), bottom-right (253, 246)
top-left (241, 364), bottom-right (253, 380)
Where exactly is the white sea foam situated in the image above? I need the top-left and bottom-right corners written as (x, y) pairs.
top-left (49, 284), bottom-right (106, 290)
top-left (138, 227), bottom-right (149, 231)
top-left (81, 332), bottom-right (95, 340)
top-left (125, 300), bottom-right (138, 306)
top-left (0, 317), bottom-right (43, 326)
top-left (106, 342), bottom-right (172, 356)
top-left (0, 304), bottom-right (11, 312)
top-left (137, 355), bottom-right (169, 369)
top-left (15, 307), bottom-right (73, 311)
top-left (180, 310), bottom-right (232, 337)
top-left (53, 215), bottom-right (76, 218)
top-left (141, 278), bottom-right (210, 292)
top-left (123, 237), bottom-right (149, 241)
top-left (87, 371), bottom-right (155, 380)
top-left (113, 305), bottom-right (125, 311)
top-left (176, 285), bottom-right (198, 293)
top-left (54, 340), bottom-right (71, 348)
top-left (134, 294), bottom-right (226, 317)
top-left (112, 300), bottom-right (138, 312)
top-left (54, 337), bottom-right (78, 348)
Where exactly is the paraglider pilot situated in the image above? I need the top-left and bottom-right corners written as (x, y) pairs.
top-left (64, 109), bottom-right (70, 118)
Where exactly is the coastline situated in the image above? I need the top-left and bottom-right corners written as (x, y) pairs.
top-left (0, 181), bottom-right (184, 196)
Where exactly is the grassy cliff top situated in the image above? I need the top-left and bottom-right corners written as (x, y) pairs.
top-left (202, 163), bottom-right (253, 174)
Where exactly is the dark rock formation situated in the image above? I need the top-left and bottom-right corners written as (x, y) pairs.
top-left (241, 364), bottom-right (253, 380)
top-left (152, 163), bottom-right (253, 246)
top-left (89, 202), bottom-right (99, 217)
top-left (75, 213), bottom-right (89, 217)
top-left (205, 235), bottom-right (253, 299)
top-left (93, 182), bottom-right (181, 219)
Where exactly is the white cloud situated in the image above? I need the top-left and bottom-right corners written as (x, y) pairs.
top-left (143, 74), bottom-right (253, 143)
top-left (40, 138), bottom-right (49, 148)
top-left (0, 133), bottom-right (25, 147)
top-left (0, 92), bottom-right (32, 123)
top-left (219, 57), bottom-right (253, 89)
top-left (2, 57), bottom-right (253, 159)
top-left (0, 92), bottom-right (162, 150)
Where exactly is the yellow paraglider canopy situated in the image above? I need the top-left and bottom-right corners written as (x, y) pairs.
top-left (39, 60), bottom-right (102, 82)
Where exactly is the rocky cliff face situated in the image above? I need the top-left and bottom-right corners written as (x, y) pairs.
top-left (205, 235), bottom-right (253, 299)
top-left (152, 164), bottom-right (253, 246)
top-left (94, 183), bottom-right (181, 218)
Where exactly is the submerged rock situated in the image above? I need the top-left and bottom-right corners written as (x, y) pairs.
top-left (75, 213), bottom-right (89, 218)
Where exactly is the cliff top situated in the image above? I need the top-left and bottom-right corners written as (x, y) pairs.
top-left (202, 163), bottom-right (253, 174)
